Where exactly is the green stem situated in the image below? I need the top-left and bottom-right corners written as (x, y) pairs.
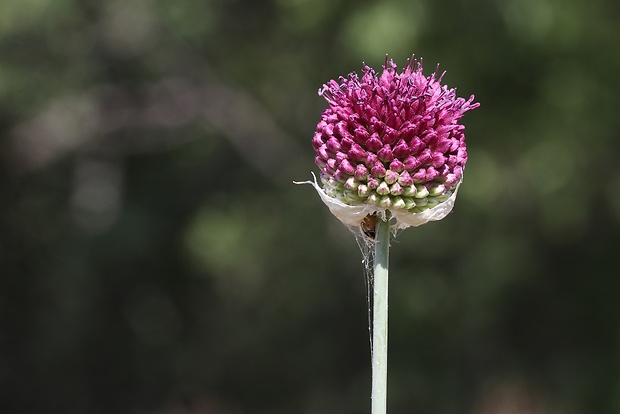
top-left (371, 216), bottom-right (390, 414)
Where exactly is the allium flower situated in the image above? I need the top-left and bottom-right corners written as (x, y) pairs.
top-left (302, 56), bottom-right (479, 229)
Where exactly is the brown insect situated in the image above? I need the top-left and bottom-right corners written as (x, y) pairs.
top-left (361, 213), bottom-right (378, 239)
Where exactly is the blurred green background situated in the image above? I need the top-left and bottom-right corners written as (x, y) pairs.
top-left (1, 0), bottom-right (620, 413)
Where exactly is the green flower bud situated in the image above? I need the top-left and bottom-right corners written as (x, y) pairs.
top-left (414, 184), bottom-right (429, 198)
top-left (378, 195), bottom-right (392, 208)
top-left (426, 197), bottom-right (440, 208)
top-left (392, 197), bottom-right (406, 209)
top-left (435, 191), bottom-right (452, 202)
top-left (404, 197), bottom-right (416, 210)
top-left (415, 197), bottom-right (428, 207)
top-left (428, 183), bottom-right (446, 196)
top-left (402, 185), bottom-right (417, 197)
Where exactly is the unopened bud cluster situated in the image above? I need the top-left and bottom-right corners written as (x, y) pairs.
top-left (313, 57), bottom-right (479, 215)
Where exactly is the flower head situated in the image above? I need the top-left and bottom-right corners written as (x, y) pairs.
top-left (303, 56), bottom-right (479, 229)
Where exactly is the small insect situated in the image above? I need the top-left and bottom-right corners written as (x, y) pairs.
top-left (361, 213), bottom-right (378, 239)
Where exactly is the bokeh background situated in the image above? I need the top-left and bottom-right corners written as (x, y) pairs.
top-left (1, 0), bottom-right (620, 413)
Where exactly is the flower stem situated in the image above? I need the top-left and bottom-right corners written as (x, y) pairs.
top-left (371, 216), bottom-right (390, 414)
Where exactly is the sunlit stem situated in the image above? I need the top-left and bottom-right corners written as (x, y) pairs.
top-left (371, 215), bottom-right (390, 414)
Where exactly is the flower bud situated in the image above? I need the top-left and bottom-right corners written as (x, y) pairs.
top-left (403, 185), bottom-right (417, 197)
top-left (390, 182), bottom-right (404, 196)
top-left (367, 177), bottom-right (380, 190)
top-left (414, 184), bottom-right (429, 199)
top-left (354, 164), bottom-right (369, 180)
top-left (345, 177), bottom-right (360, 190)
top-left (415, 197), bottom-right (428, 207)
top-left (384, 170), bottom-right (399, 185)
top-left (376, 181), bottom-right (391, 196)
top-left (304, 56), bottom-right (478, 229)
top-left (428, 183), bottom-right (446, 196)
top-left (404, 197), bottom-right (416, 210)
top-left (371, 162), bottom-right (387, 178)
top-left (398, 171), bottom-right (413, 187)
top-left (367, 192), bottom-right (380, 205)
top-left (358, 184), bottom-right (370, 197)
top-left (392, 197), bottom-right (406, 209)
top-left (378, 195), bottom-right (392, 208)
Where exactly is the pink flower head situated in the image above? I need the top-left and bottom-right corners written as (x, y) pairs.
top-left (302, 56), bottom-right (479, 229)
